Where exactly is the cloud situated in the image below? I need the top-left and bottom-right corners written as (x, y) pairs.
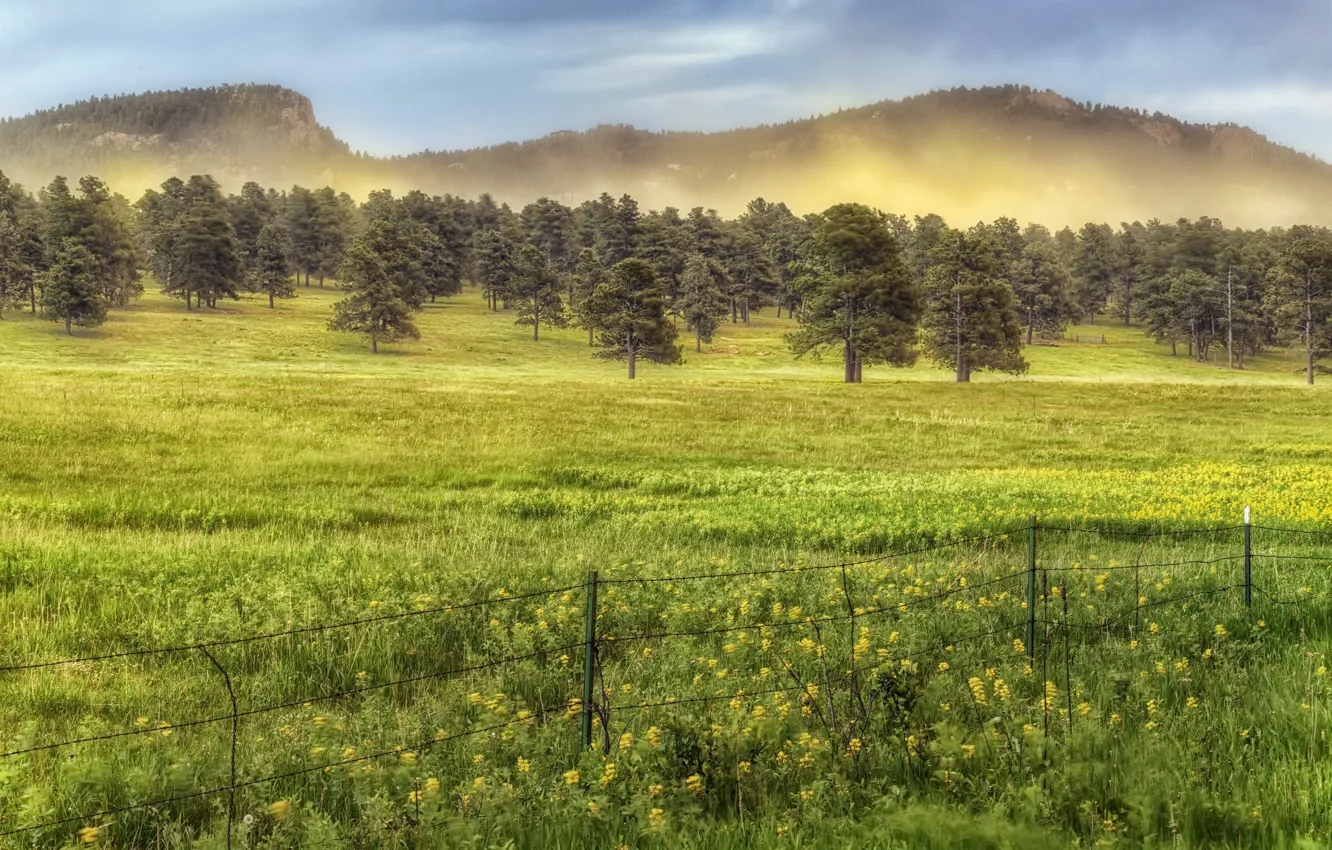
top-left (543, 21), bottom-right (807, 92)
top-left (1159, 84), bottom-right (1332, 120)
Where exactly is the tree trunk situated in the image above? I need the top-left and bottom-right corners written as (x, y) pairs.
top-left (854, 358), bottom-right (863, 383)
top-left (731, 298), bottom-right (737, 323)
top-left (533, 306), bottom-right (539, 341)
top-left (371, 334), bottom-right (378, 354)
top-left (29, 286), bottom-right (36, 313)
top-left (956, 354), bottom-right (969, 383)
top-left (844, 337), bottom-right (855, 383)
top-left (588, 326), bottom-right (594, 346)
top-left (627, 337), bottom-right (636, 379)
top-left (696, 332), bottom-right (701, 353)
top-left (304, 272), bottom-right (310, 287)
top-left (1026, 305), bottom-right (1034, 345)
top-left (319, 274), bottom-right (324, 288)
top-left (1237, 347), bottom-right (1244, 370)
top-left (743, 298), bottom-right (750, 326)
top-left (185, 289), bottom-right (192, 312)
top-left (1309, 298), bottom-right (1316, 386)
top-left (269, 290), bottom-right (275, 309)
top-left (65, 314), bottom-right (72, 335)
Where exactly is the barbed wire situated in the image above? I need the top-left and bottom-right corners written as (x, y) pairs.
top-left (1039, 524), bottom-right (1244, 538)
top-left (1037, 554), bottom-right (1246, 573)
top-left (604, 568), bottom-right (1027, 647)
top-left (598, 528), bottom-right (1027, 586)
top-left (1253, 525), bottom-right (1332, 538)
top-left (0, 640), bottom-right (584, 760)
top-left (1250, 584), bottom-right (1304, 606)
top-left (0, 699), bottom-right (581, 839)
top-left (0, 583), bottom-right (584, 674)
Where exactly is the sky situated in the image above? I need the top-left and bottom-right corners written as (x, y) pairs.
top-left (0, 0), bottom-right (1330, 160)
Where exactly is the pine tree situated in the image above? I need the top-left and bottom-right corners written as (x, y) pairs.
top-left (329, 222), bottom-right (420, 354)
top-left (40, 240), bottom-right (106, 334)
top-left (920, 229), bottom-right (1027, 382)
top-left (1266, 230), bottom-right (1332, 385)
top-left (1072, 223), bottom-right (1119, 323)
top-left (174, 177), bottom-right (244, 309)
top-left (582, 258), bottom-right (681, 378)
top-left (511, 244), bottom-right (566, 340)
top-left (636, 207), bottom-right (689, 300)
top-left (284, 186), bottom-right (321, 286)
top-left (570, 248), bottom-right (606, 345)
top-left (250, 223), bottom-right (294, 308)
top-left (1162, 269), bottom-right (1225, 362)
top-left (0, 212), bottom-right (34, 318)
top-left (228, 181), bottom-right (275, 274)
top-left (1012, 243), bottom-right (1081, 343)
top-left (677, 254), bottom-right (729, 352)
top-left (138, 175), bottom-right (243, 310)
top-left (787, 203), bottom-right (919, 383)
top-left (720, 222), bottom-right (777, 325)
top-left (521, 197), bottom-right (576, 271)
top-left (474, 228), bottom-right (519, 311)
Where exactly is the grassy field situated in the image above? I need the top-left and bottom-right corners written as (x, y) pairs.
top-left (1, 285), bottom-right (1331, 849)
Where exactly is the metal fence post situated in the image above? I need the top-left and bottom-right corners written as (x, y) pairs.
top-left (1243, 506), bottom-right (1252, 609)
top-left (581, 570), bottom-right (599, 750)
top-left (1026, 516), bottom-right (1037, 659)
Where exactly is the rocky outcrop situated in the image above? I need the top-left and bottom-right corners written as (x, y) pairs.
top-left (91, 132), bottom-right (163, 149)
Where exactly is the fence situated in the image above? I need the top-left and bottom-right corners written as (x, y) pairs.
top-left (1, 510), bottom-right (1327, 845)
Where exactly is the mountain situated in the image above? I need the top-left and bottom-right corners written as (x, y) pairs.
top-left (0, 84), bottom-right (348, 193)
top-left (2, 83), bottom-right (1329, 227)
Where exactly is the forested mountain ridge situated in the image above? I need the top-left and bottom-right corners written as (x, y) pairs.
top-left (2, 83), bottom-right (1329, 226)
top-left (0, 84), bottom-right (347, 191)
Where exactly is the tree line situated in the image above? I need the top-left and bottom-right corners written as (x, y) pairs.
top-left (1, 167), bottom-right (1330, 383)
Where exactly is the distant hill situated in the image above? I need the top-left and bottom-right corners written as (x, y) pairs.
top-left (0, 84), bottom-right (348, 192)
top-left (2, 83), bottom-right (1329, 226)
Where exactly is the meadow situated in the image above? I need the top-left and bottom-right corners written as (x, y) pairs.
top-left (1, 286), bottom-right (1331, 849)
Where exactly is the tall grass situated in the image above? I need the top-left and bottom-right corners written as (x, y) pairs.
top-left (0, 288), bottom-right (1329, 847)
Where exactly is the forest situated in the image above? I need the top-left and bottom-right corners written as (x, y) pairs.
top-left (1, 166), bottom-right (1330, 383)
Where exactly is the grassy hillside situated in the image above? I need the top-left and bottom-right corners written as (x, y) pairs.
top-left (1, 288), bottom-right (1330, 848)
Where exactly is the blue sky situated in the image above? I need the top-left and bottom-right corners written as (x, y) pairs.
top-left (1, 0), bottom-right (1329, 159)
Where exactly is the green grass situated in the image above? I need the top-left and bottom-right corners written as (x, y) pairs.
top-left (1, 285), bottom-right (1331, 849)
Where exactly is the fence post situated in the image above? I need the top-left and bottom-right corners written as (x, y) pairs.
top-left (1026, 516), bottom-right (1037, 659)
top-left (1243, 506), bottom-right (1252, 609)
top-left (581, 570), bottom-right (599, 751)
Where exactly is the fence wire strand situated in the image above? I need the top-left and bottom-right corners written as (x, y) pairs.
top-left (0, 699), bottom-right (581, 839)
top-left (606, 568), bottom-right (1027, 647)
top-left (598, 528), bottom-right (1027, 586)
top-left (0, 583), bottom-right (583, 674)
top-left (0, 641), bottom-right (583, 760)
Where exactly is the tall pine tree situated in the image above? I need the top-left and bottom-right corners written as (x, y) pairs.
top-left (40, 241), bottom-right (106, 334)
top-left (921, 229), bottom-right (1027, 382)
top-left (787, 204), bottom-right (919, 383)
top-left (582, 258), bottom-right (681, 378)
top-left (329, 220), bottom-right (421, 354)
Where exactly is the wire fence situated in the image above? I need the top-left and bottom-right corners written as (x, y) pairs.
top-left (1, 512), bottom-right (1327, 845)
